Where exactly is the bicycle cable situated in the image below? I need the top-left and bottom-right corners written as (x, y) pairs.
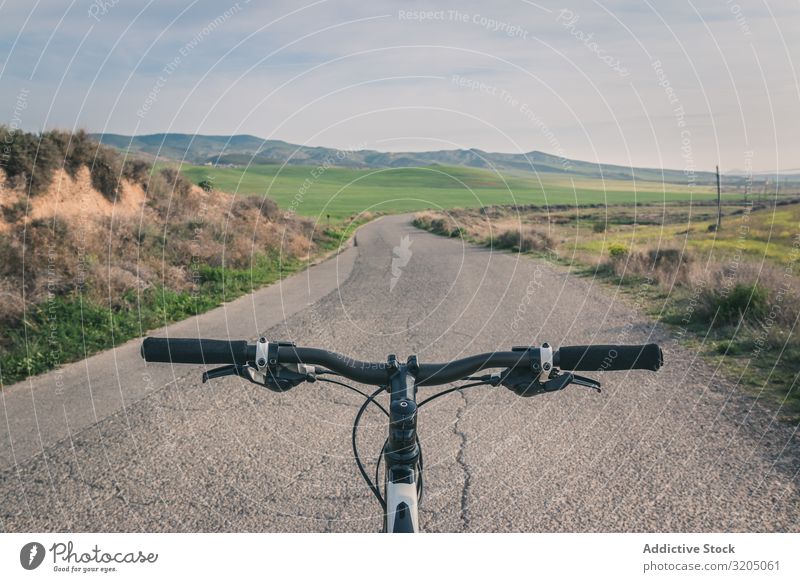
top-left (352, 385), bottom-right (388, 510)
top-left (317, 377), bottom-right (389, 416)
top-left (417, 380), bottom-right (493, 408)
top-left (374, 439), bottom-right (387, 503)
top-left (319, 378), bottom-right (492, 511)
top-left (317, 378), bottom-right (388, 508)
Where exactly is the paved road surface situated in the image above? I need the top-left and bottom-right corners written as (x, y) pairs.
top-left (1, 215), bottom-right (798, 532)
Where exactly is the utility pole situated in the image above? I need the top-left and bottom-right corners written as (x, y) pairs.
top-left (716, 165), bottom-right (722, 230)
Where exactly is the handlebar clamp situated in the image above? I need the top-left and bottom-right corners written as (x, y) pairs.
top-left (203, 338), bottom-right (308, 392)
top-left (504, 343), bottom-right (601, 396)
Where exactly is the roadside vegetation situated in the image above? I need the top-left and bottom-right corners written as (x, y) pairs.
top-left (414, 200), bottom-right (800, 420)
top-left (0, 128), bottom-right (367, 385)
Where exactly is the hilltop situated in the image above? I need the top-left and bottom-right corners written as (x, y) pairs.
top-left (91, 132), bottom-right (721, 185)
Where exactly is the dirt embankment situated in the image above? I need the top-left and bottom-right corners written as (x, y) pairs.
top-left (0, 160), bottom-right (316, 327)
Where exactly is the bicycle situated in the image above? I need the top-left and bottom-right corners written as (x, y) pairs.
top-left (141, 337), bottom-right (663, 532)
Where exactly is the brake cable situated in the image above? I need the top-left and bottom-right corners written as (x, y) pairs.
top-left (319, 376), bottom-right (496, 511)
top-left (351, 386), bottom-right (388, 510)
top-left (417, 379), bottom-right (495, 408)
top-left (317, 377), bottom-right (389, 416)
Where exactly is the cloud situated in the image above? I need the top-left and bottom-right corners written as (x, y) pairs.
top-left (0, 0), bottom-right (797, 171)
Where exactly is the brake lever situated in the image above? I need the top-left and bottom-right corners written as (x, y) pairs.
top-left (201, 362), bottom-right (315, 392)
top-left (541, 371), bottom-right (573, 392)
top-left (202, 364), bottom-right (249, 383)
top-left (571, 373), bottom-right (602, 393)
top-left (501, 368), bottom-right (601, 396)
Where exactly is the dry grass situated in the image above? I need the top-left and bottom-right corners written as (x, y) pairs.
top-left (0, 155), bottom-right (318, 328)
top-left (413, 208), bottom-right (554, 252)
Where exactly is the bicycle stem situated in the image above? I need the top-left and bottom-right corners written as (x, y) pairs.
top-left (385, 355), bottom-right (419, 465)
top-left (382, 354), bottom-right (422, 532)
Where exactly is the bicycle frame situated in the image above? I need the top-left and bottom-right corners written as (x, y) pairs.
top-left (383, 356), bottom-right (422, 533)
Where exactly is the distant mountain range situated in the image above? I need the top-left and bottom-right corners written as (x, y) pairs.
top-left (91, 132), bottom-right (726, 184)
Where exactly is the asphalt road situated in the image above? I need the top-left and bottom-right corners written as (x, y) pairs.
top-left (1, 214), bottom-right (798, 532)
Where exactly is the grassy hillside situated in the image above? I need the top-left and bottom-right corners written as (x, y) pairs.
top-left (180, 163), bottom-right (721, 219)
top-left (93, 132), bottom-right (728, 184)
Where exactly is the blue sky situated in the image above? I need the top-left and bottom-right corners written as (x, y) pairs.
top-left (1, 0), bottom-right (798, 172)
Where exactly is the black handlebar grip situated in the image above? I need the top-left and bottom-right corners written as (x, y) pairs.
top-left (557, 344), bottom-right (663, 372)
top-left (141, 337), bottom-right (253, 365)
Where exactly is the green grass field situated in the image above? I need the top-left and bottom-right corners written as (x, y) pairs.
top-left (180, 163), bottom-right (720, 218)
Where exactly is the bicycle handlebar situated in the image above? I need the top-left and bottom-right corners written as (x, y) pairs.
top-left (556, 344), bottom-right (663, 372)
top-left (141, 337), bottom-right (254, 365)
top-left (141, 337), bottom-right (662, 385)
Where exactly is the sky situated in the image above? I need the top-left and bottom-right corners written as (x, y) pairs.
top-left (1, 0), bottom-right (798, 172)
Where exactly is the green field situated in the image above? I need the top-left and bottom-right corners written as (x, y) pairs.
top-left (180, 163), bottom-right (721, 218)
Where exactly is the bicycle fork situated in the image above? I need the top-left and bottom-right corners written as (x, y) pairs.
top-left (383, 355), bottom-right (422, 533)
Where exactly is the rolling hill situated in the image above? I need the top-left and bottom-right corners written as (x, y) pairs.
top-left (91, 132), bottom-right (719, 185)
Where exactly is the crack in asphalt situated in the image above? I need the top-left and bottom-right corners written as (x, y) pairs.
top-left (454, 391), bottom-right (472, 531)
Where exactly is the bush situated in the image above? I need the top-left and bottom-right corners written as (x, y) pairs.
top-left (233, 194), bottom-right (280, 220)
top-left (608, 242), bottom-right (628, 258)
top-left (123, 159), bottom-right (152, 186)
top-left (413, 212), bottom-right (464, 237)
top-left (592, 222), bottom-right (606, 233)
top-left (159, 167), bottom-right (192, 198)
top-left (697, 283), bottom-right (769, 326)
top-left (89, 145), bottom-right (123, 200)
top-left (495, 227), bottom-right (553, 252)
top-left (0, 127), bottom-right (60, 195)
top-left (429, 218), bottom-right (449, 236)
top-left (494, 229), bottom-right (520, 249)
top-left (0, 127), bottom-right (132, 200)
top-left (646, 248), bottom-right (685, 270)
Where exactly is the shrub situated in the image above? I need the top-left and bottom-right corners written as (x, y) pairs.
top-left (696, 283), bottom-right (769, 326)
top-left (60, 129), bottom-right (96, 178)
top-left (646, 248), bottom-right (685, 270)
top-left (231, 194), bottom-right (280, 221)
top-left (0, 128), bottom-right (60, 195)
top-left (413, 212), bottom-right (465, 237)
top-left (89, 145), bottom-right (123, 200)
top-left (608, 242), bottom-right (628, 258)
top-left (159, 167), bottom-right (192, 198)
top-left (123, 159), bottom-right (152, 186)
top-left (592, 222), bottom-right (606, 233)
top-left (0, 127), bottom-right (128, 199)
top-left (429, 218), bottom-right (449, 236)
top-left (495, 227), bottom-right (553, 252)
top-left (494, 229), bottom-right (520, 249)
